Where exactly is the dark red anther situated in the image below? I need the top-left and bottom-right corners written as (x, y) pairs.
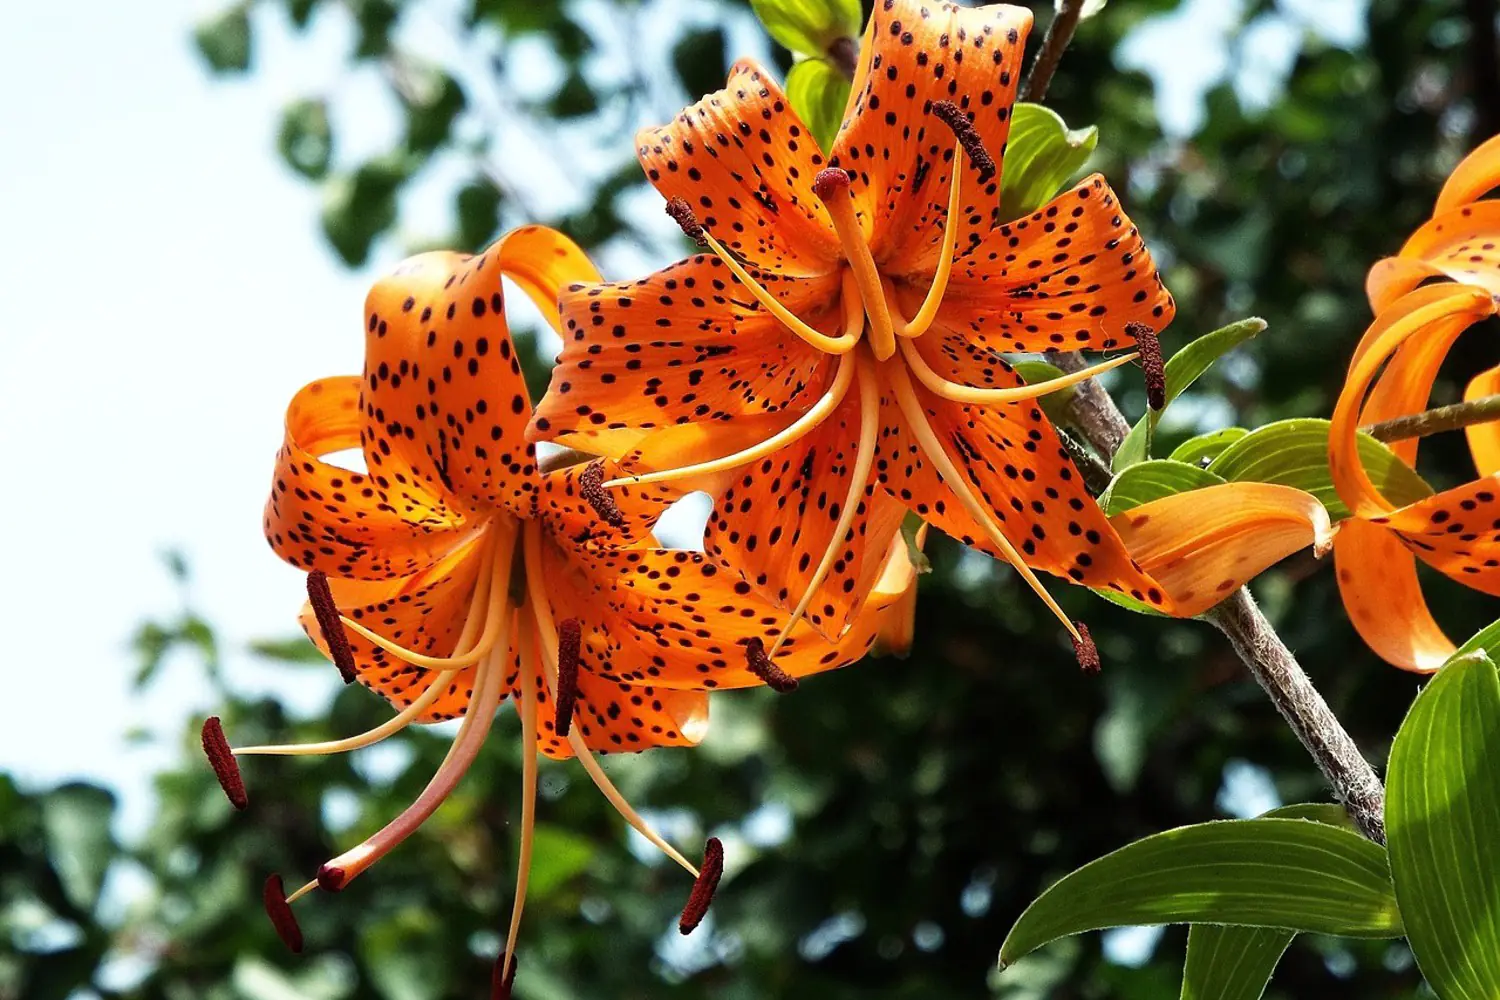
top-left (306, 569), bottom-right (357, 684)
top-left (316, 864), bottom-right (348, 893)
top-left (200, 716), bottom-right (247, 810)
top-left (1071, 622), bottom-right (1101, 673)
top-left (579, 460), bottom-right (626, 529)
top-left (932, 101), bottom-right (997, 183)
top-left (1127, 321), bottom-right (1166, 411)
top-left (263, 874), bottom-right (304, 954)
top-left (812, 167), bottom-right (852, 200)
top-left (744, 637), bottom-right (798, 693)
top-left (554, 618), bottom-right (582, 738)
top-left (678, 837), bottom-right (725, 935)
top-left (665, 197), bottom-right (708, 249)
top-left (491, 950), bottom-right (519, 999)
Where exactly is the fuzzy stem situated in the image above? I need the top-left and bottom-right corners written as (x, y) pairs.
top-left (1362, 392), bottom-right (1500, 444)
top-left (1021, 0), bottom-right (1088, 103)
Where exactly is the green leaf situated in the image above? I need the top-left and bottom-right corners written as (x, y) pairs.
top-left (1387, 651), bottom-right (1500, 999)
top-left (785, 59), bottom-right (850, 153)
top-left (1169, 428), bottom-right (1250, 466)
top-left (527, 825), bottom-right (596, 899)
top-left (402, 70), bottom-right (465, 154)
top-left (997, 819), bottom-right (1402, 969)
top-left (750, 0), bottom-right (861, 58)
top-left (998, 103), bottom-right (1099, 222)
top-left (1013, 359), bottom-right (1074, 422)
top-left (249, 635), bottom-right (325, 663)
top-left (454, 179), bottom-right (503, 253)
top-left (1206, 418), bottom-right (1432, 520)
top-left (194, 5), bottom-right (252, 73)
top-left (1180, 925), bottom-right (1293, 1000)
top-left (277, 98), bottom-right (332, 179)
top-left (1114, 318), bottom-right (1266, 471)
top-left (42, 784), bottom-right (116, 914)
top-left (1454, 618), bottom-right (1500, 662)
top-left (321, 155), bottom-right (411, 266)
top-left (1100, 460), bottom-right (1225, 516)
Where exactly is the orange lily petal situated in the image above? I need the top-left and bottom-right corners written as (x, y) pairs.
top-left (832, 0), bottom-right (1033, 275)
top-left (1365, 256), bottom-right (1448, 315)
top-left (530, 254), bottom-right (841, 461)
top-left (491, 224), bottom-right (601, 336)
top-left (265, 376), bottom-right (471, 580)
top-left (1368, 201), bottom-right (1500, 308)
top-left (1435, 132), bottom-right (1500, 214)
top-left (1367, 481), bottom-right (1500, 596)
top-left (1333, 520), bottom-right (1455, 673)
top-left (1110, 483), bottom-right (1332, 617)
top-left (927, 176), bottom-right (1175, 354)
top-left (870, 526), bottom-right (924, 657)
top-left (533, 460), bottom-right (677, 549)
top-left (1465, 364), bottom-right (1500, 476)
top-left (635, 59), bottom-right (840, 274)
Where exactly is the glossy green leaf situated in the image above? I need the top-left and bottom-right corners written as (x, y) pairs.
top-left (193, 5), bottom-right (252, 73)
top-left (750, 0), bottom-right (861, 58)
top-left (1206, 418), bottom-right (1432, 520)
top-left (277, 98), bottom-right (332, 180)
top-left (999, 103), bottom-right (1099, 222)
top-left (527, 826), bottom-right (596, 899)
top-left (1114, 318), bottom-right (1266, 471)
top-left (1100, 460), bottom-right (1225, 516)
top-left (1453, 618), bottom-right (1500, 662)
top-left (1180, 925), bottom-right (1293, 1000)
top-left (1387, 651), bottom-right (1500, 999)
top-left (785, 59), bottom-right (850, 153)
top-left (997, 819), bottom-right (1402, 969)
top-left (1170, 428), bottom-right (1250, 466)
top-left (42, 784), bottom-right (116, 914)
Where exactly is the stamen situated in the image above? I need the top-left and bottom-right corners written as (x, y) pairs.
top-left (491, 952), bottom-right (519, 999)
top-left (813, 168), bottom-right (895, 360)
top-left (1128, 322), bottom-right (1166, 411)
top-left (678, 837), bottom-right (725, 935)
top-left (745, 638), bottom-right (798, 693)
top-left (665, 198), bottom-right (708, 249)
top-left (554, 618), bottom-right (581, 737)
top-left (602, 353), bottom-right (856, 489)
top-left (580, 460), bottom-right (626, 528)
top-left (888, 362), bottom-right (1082, 642)
top-left (1071, 622), bottom-right (1101, 673)
top-left (899, 337), bottom-right (1140, 405)
top-left (932, 101), bottom-right (996, 182)
top-left (263, 874), bottom-right (304, 953)
top-left (499, 656), bottom-right (540, 995)
top-left (201, 716), bottom-right (247, 810)
top-left (899, 140), bottom-right (966, 339)
top-left (233, 669), bottom-right (458, 757)
top-left (307, 570), bottom-right (357, 683)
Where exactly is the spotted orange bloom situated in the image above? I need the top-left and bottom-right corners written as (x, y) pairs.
top-left (530, 0), bottom-right (1178, 660)
top-left (1331, 136), bottom-right (1500, 670)
top-left (215, 228), bottom-right (903, 973)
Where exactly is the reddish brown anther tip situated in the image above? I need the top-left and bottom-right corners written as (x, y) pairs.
top-left (316, 864), bottom-right (347, 893)
top-left (263, 874), bottom-right (304, 954)
top-left (812, 167), bottom-right (852, 200)
top-left (678, 837), bottom-right (725, 935)
top-left (744, 638), bottom-right (799, 693)
top-left (1128, 322), bottom-right (1166, 411)
top-left (932, 100), bottom-right (997, 182)
top-left (306, 569), bottom-right (357, 684)
top-left (1071, 622), bottom-right (1101, 673)
top-left (579, 460), bottom-right (627, 529)
top-left (665, 197), bottom-right (708, 248)
top-left (200, 716), bottom-right (247, 810)
top-left (554, 618), bottom-right (582, 738)
top-left (491, 951), bottom-right (519, 999)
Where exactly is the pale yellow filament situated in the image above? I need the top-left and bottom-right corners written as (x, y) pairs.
top-left (900, 141), bottom-right (966, 339)
top-left (816, 180), bottom-right (895, 360)
top-left (696, 228), bottom-right (859, 355)
top-left (499, 627), bottom-right (541, 986)
top-left (898, 336), bottom-right (1141, 405)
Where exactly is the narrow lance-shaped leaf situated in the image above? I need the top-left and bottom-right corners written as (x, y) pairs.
top-left (1169, 428), bottom-right (1249, 467)
top-left (750, 0), bottom-right (860, 58)
top-left (999, 103), bottom-right (1099, 221)
top-left (785, 59), bottom-right (851, 153)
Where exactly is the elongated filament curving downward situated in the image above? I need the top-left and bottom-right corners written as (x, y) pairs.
top-left (499, 625), bottom-right (541, 987)
top-left (521, 522), bottom-right (700, 878)
top-left (765, 353), bottom-right (880, 659)
top-left (887, 360), bottom-right (1082, 642)
top-left (900, 140), bottom-right (966, 340)
top-left (603, 352), bottom-right (857, 490)
top-left (898, 336), bottom-right (1140, 405)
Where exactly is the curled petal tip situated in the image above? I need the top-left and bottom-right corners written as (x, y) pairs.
top-left (679, 837), bottom-right (725, 934)
top-left (200, 716), bottom-right (248, 810)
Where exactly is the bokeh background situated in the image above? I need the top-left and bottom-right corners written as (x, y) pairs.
top-left (2, 0), bottom-right (1497, 996)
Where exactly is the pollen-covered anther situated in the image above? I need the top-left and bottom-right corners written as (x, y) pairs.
top-left (200, 716), bottom-right (248, 810)
top-left (1071, 621), bottom-right (1101, 673)
top-left (491, 951), bottom-right (519, 999)
top-left (678, 837), bottom-right (725, 934)
top-left (1128, 322), bottom-right (1166, 411)
top-left (306, 569), bottom-right (358, 684)
top-left (263, 874), bottom-right (304, 953)
top-left (744, 637), bottom-right (799, 693)
top-left (316, 864), bottom-right (348, 893)
top-left (811, 167), bottom-right (852, 200)
top-left (579, 460), bottom-right (627, 529)
top-left (665, 197), bottom-right (708, 249)
top-left (554, 618), bottom-right (582, 737)
top-left (932, 100), bottom-right (996, 182)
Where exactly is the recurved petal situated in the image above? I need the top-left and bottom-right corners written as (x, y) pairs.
top-left (1465, 364), bottom-right (1500, 476)
top-left (932, 176), bottom-right (1175, 354)
top-left (489, 224), bottom-right (601, 336)
top-left (1435, 133), bottom-right (1500, 213)
top-left (1333, 520), bottom-right (1454, 673)
top-left (636, 59), bottom-right (840, 274)
top-left (264, 376), bottom-right (471, 580)
top-left (1367, 480), bottom-right (1500, 597)
top-left (870, 525), bottom-right (924, 657)
top-left (832, 0), bottom-right (1032, 275)
top-left (1366, 201), bottom-right (1500, 310)
top-left (1109, 483), bottom-right (1333, 617)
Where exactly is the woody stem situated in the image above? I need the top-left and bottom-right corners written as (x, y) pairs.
top-left (1021, 0), bottom-right (1088, 103)
top-left (1052, 351), bottom-right (1388, 844)
top-left (1362, 392), bottom-right (1500, 443)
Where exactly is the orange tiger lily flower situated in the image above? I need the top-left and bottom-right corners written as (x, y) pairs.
top-left (530, 0), bottom-right (1179, 665)
top-left (210, 228), bottom-right (899, 973)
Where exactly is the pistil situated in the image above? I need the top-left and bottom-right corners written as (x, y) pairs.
top-left (813, 169), bottom-right (896, 360)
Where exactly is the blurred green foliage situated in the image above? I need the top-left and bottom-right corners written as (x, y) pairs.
top-left (8, 0), bottom-right (1497, 998)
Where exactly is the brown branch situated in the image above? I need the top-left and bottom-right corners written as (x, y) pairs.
top-left (827, 35), bottom-right (858, 82)
top-left (1362, 392), bottom-right (1500, 444)
top-left (1021, 0), bottom-right (1087, 103)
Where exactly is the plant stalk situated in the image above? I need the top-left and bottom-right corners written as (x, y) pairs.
top-left (1362, 392), bottom-right (1500, 444)
top-left (1021, 0), bottom-right (1087, 103)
